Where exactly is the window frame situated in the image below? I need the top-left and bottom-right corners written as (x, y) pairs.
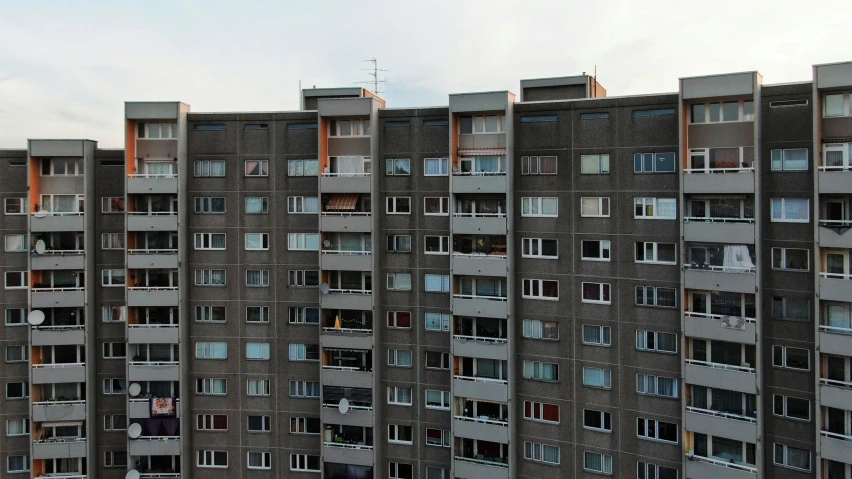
top-left (636, 417), bottom-right (679, 444)
top-left (522, 238), bottom-right (559, 259)
top-left (521, 197), bottom-right (558, 217)
top-left (770, 198), bottom-right (810, 223)
top-left (580, 154), bottom-right (610, 175)
top-left (770, 148), bottom-right (809, 172)
top-left (633, 152), bottom-right (677, 173)
top-left (522, 278), bottom-right (559, 301)
top-left (580, 197), bottom-right (610, 217)
top-left (386, 196), bottom-right (412, 214)
top-left (772, 394), bottom-right (811, 422)
top-left (581, 282), bottom-right (611, 304)
top-left (386, 158), bottom-right (411, 176)
top-left (772, 345), bottom-right (810, 371)
top-left (771, 247), bottom-right (810, 272)
top-left (580, 239), bottom-right (611, 262)
top-left (773, 443), bottom-right (812, 472)
top-left (581, 325), bottom-right (612, 347)
top-left (244, 159), bottom-right (269, 177)
top-left (634, 197), bottom-right (677, 220)
top-left (4, 197), bottom-right (26, 215)
top-left (520, 155), bottom-right (558, 175)
top-left (582, 409), bottom-right (612, 432)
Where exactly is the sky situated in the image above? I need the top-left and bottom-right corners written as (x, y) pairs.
top-left (0, 0), bottom-right (850, 148)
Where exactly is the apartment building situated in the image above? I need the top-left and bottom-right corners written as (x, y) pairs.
top-left (0, 61), bottom-right (850, 479)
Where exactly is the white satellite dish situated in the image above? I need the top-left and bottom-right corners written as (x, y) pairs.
top-left (35, 240), bottom-right (46, 255)
top-left (127, 423), bottom-right (142, 439)
top-left (338, 398), bottom-right (350, 415)
top-left (125, 471), bottom-right (140, 479)
top-left (27, 310), bottom-right (45, 326)
top-left (34, 210), bottom-right (48, 218)
top-left (323, 240), bottom-right (331, 248)
top-left (128, 383), bottom-right (142, 397)
top-left (320, 283), bottom-right (330, 295)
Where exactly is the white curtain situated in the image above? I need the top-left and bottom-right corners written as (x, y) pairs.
top-left (723, 245), bottom-right (755, 271)
top-left (335, 156), bottom-right (363, 175)
top-left (827, 303), bottom-right (851, 329)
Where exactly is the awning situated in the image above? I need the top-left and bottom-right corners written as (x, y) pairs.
top-left (42, 421), bottom-right (83, 428)
top-left (458, 148), bottom-right (506, 156)
top-left (326, 194), bottom-right (359, 211)
top-left (690, 194), bottom-right (748, 200)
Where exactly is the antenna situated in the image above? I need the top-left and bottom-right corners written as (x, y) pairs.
top-left (356, 58), bottom-right (388, 95)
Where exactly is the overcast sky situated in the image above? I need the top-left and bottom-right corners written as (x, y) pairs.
top-left (0, 0), bottom-right (849, 148)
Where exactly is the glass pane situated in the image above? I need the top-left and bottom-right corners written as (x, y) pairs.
top-left (722, 102), bottom-right (739, 121)
top-left (825, 94), bottom-right (844, 117)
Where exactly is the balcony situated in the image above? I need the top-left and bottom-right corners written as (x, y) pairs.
top-left (30, 212), bottom-right (84, 233)
top-left (320, 212), bottom-right (372, 233)
top-left (819, 220), bottom-right (852, 249)
top-left (139, 474), bottom-right (180, 479)
top-left (452, 254), bottom-right (508, 277)
top-left (684, 407), bottom-right (757, 444)
top-left (126, 213), bottom-right (178, 232)
top-left (129, 436), bottom-right (181, 456)
top-left (684, 360), bottom-right (756, 395)
top-left (128, 324), bottom-right (180, 344)
top-left (819, 273), bottom-right (852, 302)
top-left (452, 214), bottom-right (507, 236)
top-left (35, 475), bottom-right (86, 479)
top-left (128, 249), bottom-right (179, 269)
top-left (31, 288), bottom-right (85, 309)
top-left (453, 376), bottom-right (508, 403)
top-left (683, 169), bottom-right (755, 194)
top-left (322, 402), bottom-right (373, 428)
top-left (453, 457), bottom-right (509, 479)
top-left (321, 289), bottom-right (372, 311)
top-left (32, 363), bottom-right (86, 384)
top-left (322, 368), bottom-right (373, 389)
top-left (820, 378), bottom-right (852, 410)
top-left (683, 312), bottom-right (756, 345)
top-left (32, 437), bottom-right (87, 459)
top-left (820, 431), bottom-right (852, 464)
top-left (683, 218), bottom-right (755, 244)
top-left (452, 295), bottom-right (507, 319)
top-left (127, 174), bottom-right (178, 195)
top-left (453, 416), bottom-right (509, 443)
top-left (322, 442), bottom-right (374, 467)
top-left (31, 251), bottom-right (85, 270)
top-left (684, 267), bottom-right (756, 294)
top-left (684, 455), bottom-right (756, 479)
top-left (128, 398), bottom-right (181, 419)
top-left (819, 325), bottom-right (852, 356)
top-left (452, 173), bottom-right (507, 194)
top-left (31, 325), bottom-right (84, 346)
top-left (127, 287), bottom-right (179, 307)
top-left (128, 361), bottom-right (180, 382)
top-left (321, 250), bottom-right (372, 271)
top-left (819, 167), bottom-right (852, 194)
top-left (320, 173), bottom-right (371, 193)
top-left (452, 335), bottom-right (508, 361)
top-left (32, 400), bottom-right (86, 422)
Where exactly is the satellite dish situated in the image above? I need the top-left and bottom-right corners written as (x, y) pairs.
top-left (127, 423), bottom-right (142, 439)
top-left (125, 471), bottom-right (140, 479)
top-left (320, 283), bottom-right (330, 295)
top-left (27, 310), bottom-right (45, 326)
top-left (34, 210), bottom-right (48, 218)
top-left (338, 398), bottom-right (350, 415)
top-left (323, 240), bottom-right (331, 248)
top-left (128, 383), bottom-right (142, 397)
top-left (35, 240), bottom-right (46, 254)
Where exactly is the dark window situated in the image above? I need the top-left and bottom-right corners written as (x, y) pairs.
top-left (244, 124), bottom-right (269, 130)
top-left (8, 160), bottom-right (25, 166)
top-left (633, 109), bottom-right (676, 117)
top-left (580, 112), bottom-right (610, 120)
top-left (287, 123), bottom-right (318, 130)
top-left (100, 160), bottom-right (123, 166)
top-left (385, 121), bottom-right (410, 127)
top-left (770, 99), bottom-right (808, 108)
top-left (423, 119), bottom-right (448, 126)
top-left (194, 124), bottom-right (226, 131)
top-left (520, 115), bottom-right (557, 123)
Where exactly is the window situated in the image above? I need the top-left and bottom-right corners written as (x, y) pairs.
top-left (244, 159), bottom-right (268, 177)
top-left (387, 311), bottom-right (412, 328)
top-left (773, 395), bottom-right (810, 421)
top-left (635, 286), bottom-right (677, 308)
top-left (424, 274), bottom-right (450, 292)
top-left (7, 455), bottom-right (29, 474)
top-left (4, 198), bottom-right (26, 215)
top-left (289, 380), bottom-right (319, 398)
top-left (582, 282), bottom-right (611, 304)
top-left (194, 159), bottom-right (226, 177)
top-left (636, 374), bottom-right (678, 398)
top-left (247, 379), bottom-right (271, 396)
top-left (5, 271), bottom-right (27, 289)
top-left (581, 197), bottom-right (610, 217)
top-left (773, 443), bottom-right (811, 471)
top-left (195, 269), bottom-right (226, 286)
top-left (582, 325), bottom-right (611, 346)
top-left (6, 418), bottom-right (29, 436)
top-left (583, 367), bottom-right (612, 389)
top-left (583, 409), bottom-right (611, 432)
top-left (824, 92), bottom-right (848, 117)
top-left (521, 156), bottom-right (557, 175)
top-left (389, 463), bottom-right (414, 479)
top-left (637, 417), bottom-right (678, 443)
top-left (771, 297), bottom-right (810, 322)
top-left (771, 99), bottom-right (809, 108)
top-left (386, 197), bottom-right (411, 214)
top-left (245, 196), bottom-right (269, 214)
top-left (638, 462), bottom-right (678, 479)
top-left (196, 342), bottom-right (228, 359)
top-left (287, 196), bottom-right (318, 213)
top-left (5, 381), bottom-right (28, 399)
top-left (691, 100), bottom-right (754, 123)
top-left (247, 451), bottom-right (271, 470)
top-left (5, 345), bottom-right (27, 363)
top-left (248, 415), bottom-right (271, 432)
top-left (634, 152), bottom-right (676, 173)
top-left (426, 351), bottom-right (450, 370)
top-left (525, 400), bottom-right (560, 423)
top-left (520, 115), bottom-right (556, 123)
top-left (101, 196), bottom-right (125, 213)
top-left (424, 236), bottom-right (450, 254)
top-left (290, 454), bottom-right (320, 472)
top-left (584, 452), bottom-right (613, 474)
top-left (387, 273), bottom-right (412, 291)
top-left (288, 344), bottom-right (319, 361)
top-left (634, 197), bottom-right (677, 219)
top-left (635, 242), bottom-right (677, 264)
top-left (194, 197), bottom-right (226, 214)
top-left (329, 118), bottom-right (370, 137)
top-left (425, 313), bottom-right (450, 331)
top-left (426, 428), bottom-right (450, 447)
top-left (287, 159), bottom-right (319, 176)
top-left (4, 234), bottom-right (26, 252)
top-left (290, 417), bottom-right (320, 434)
top-left (581, 112), bottom-right (610, 120)
top-left (581, 240), bottom-right (610, 261)
top-left (104, 414), bottom-right (128, 431)
top-left (521, 197), bottom-right (558, 217)
top-left (460, 114), bottom-right (506, 134)
top-left (387, 235), bottom-right (412, 252)
top-left (196, 378), bottom-right (227, 395)
top-left (287, 233), bottom-right (319, 250)
top-left (581, 154), bottom-right (610, 174)
top-left (246, 342), bottom-right (270, 360)
top-left (771, 248), bottom-right (809, 271)
top-left (388, 424), bottom-right (413, 444)
top-left (772, 346), bottom-right (809, 371)
top-left (424, 157), bottom-right (449, 176)
top-left (197, 450), bottom-right (228, 468)
top-left (770, 198), bottom-right (809, 222)
top-left (386, 158), bottom-right (411, 176)
top-left (5, 308), bottom-right (25, 326)
top-left (636, 330), bottom-right (678, 353)
top-left (288, 270), bottom-right (319, 287)
top-left (245, 270), bottom-right (270, 287)
top-left (102, 342), bottom-right (126, 359)
top-left (140, 121), bottom-right (178, 137)
top-left (101, 269), bottom-right (126, 286)
top-left (524, 360), bottom-right (559, 381)
top-left (523, 319), bottom-right (559, 340)
top-left (388, 349), bottom-right (413, 367)
top-left (388, 386), bottom-right (413, 406)
top-left (197, 414), bottom-right (228, 431)
top-left (41, 158), bottom-right (83, 176)
top-left (524, 441), bottom-right (560, 465)
top-left (102, 306), bottom-right (124, 323)
top-left (522, 238), bottom-right (558, 258)
top-left (771, 149), bottom-right (808, 171)
top-left (289, 307), bottom-right (319, 324)
top-left (103, 378), bottom-right (126, 395)
top-left (195, 305), bottom-right (226, 323)
top-left (522, 279), bottom-right (558, 300)
top-left (634, 108), bottom-right (676, 117)
top-left (101, 232), bottom-right (125, 249)
top-left (246, 306), bottom-right (270, 323)
top-left (194, 233), bottom-right (226, 250)
top-left (425, 389), bottom-right (450, 409)
top-left (424, 197), bottom-right (449, 215)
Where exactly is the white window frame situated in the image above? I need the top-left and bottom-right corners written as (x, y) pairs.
top-left (194, 197), bottom-right (226, 214)
top-left (524, 441), bottom-right (561, 465)
top-left (246, 342), bottom-right (270, 360)
top-left (582, 409), bottom-right (611, 432)
top-left (5, 308), bottom-right (26, 326)
top-left (521, 197), bottom-right (558, 217)
top-left (287, 159), bottom-right (319, 177)
top-left (425, 389), bottom-right (450, 410)
top-left (690, 99), bottom-right (755, 123)
top-left (522, 278), bottom-right (559, 300)
top-left (194, 159), bottom-right (226, 177)
top-left (5, 271), bottom-right (28, 290)
top-left (580, 239), bottom-right (611, 261)
top-left (634, 152), bottom-right (677, 173)
top-left (583, 367), bottom-right (612, 389)
top-left (636, 330), bottom-right (678, 354)
top-left (580, 197), bottom-right (610, 217)
top-left (386, 158), bottom-right (411, 176)
top-left (388, 348), bottom-right (413, 367)
top-left (580, 154), bottom-right (610, 175)
top-left (329, 118), bottom-right (370, 137)
top-left (770, 198), bottom-right (810, 223)
top-left (102, 378), bottom-right (126, 395)
top-left (6, 455), bottom-right (29, 473)
top-left (523, 360), bottom-right (559, 382)
top-left (101, 269), bottom-right (125, 287)
top-left (247, 379), bottom-right (271, 396)
top-left (425, 428), bottom-right (451, 447)
top-left (194, 233), bottom-right (226, 250)
top-left (424, 236), bottom-right (450, 255)
top-left (196, 378), bottom-right (227, 395)
top-left (584, 451), bottom-right (613, 475)
top-left (196, 414), bottom-right (228, 431)
top-left (823, 142), bottom-right (852, 170)
top-left (523, 319), bottom-right (559, 340)
top-left (634, 242), bottom-right (677, 265)
top-left (287, 233), bottom-right (319, 251)
top-left (246, 451), bottom-right (271, 470)
top-left (771, 247), bottom-right (810, 272)
top-left (287, 196), bottom-right (319, 214)
top-left (634, 197), bottom-right (677, 219)
top-left (424, 157), bottom-right (449, 176)
top-left (246, 306), bottom-right (270, 323)
top-left (197, 450), bottom-right (228, 468)
top-left (194, 269), bottom-right (226, 286)
top-left (4, 197), bottom-right (26, 215)
top-left (582, 325), bottom-right (611, 347)
top-left (425, 351), bottom-right (450, 370)
top-left (4, 234), bottom-right (27, 252)
top-left (582, 282), bottom-right (611, 304)
top-left (245, 270), bottom-right (270, 287)
top-left (770, 148), bottom-right (809, 171)
top-left (522, 238), bottom-right (558, 259)
top-left (245, 233), bottom-right (269, 251)
top-left (289, 380), bottom-right (319, 398)
top-left (773, 443), bottom-right (812, 472)
top-left (823, 92), bottom-right (850, 118)
top-left (524, 400), bottom-right (560, 424)
top-left (388, 424), bottom-right (413, 445)
top-left (247, 415), bottom-right (272, 433)
top-left (424, 197), bottom-right (449, 215)
top-left (244, 159), bottom-right (269, 177)
top-left (636, 417), bottom-right (679, 444)
top-left (386, 197), bottom-right (412, 214)
top-left (195, 342), bottom-right (228, 360)
top-left (288, 307), bottom-right (319, 324)
top-left (772, 345), bottom-right (810, 371)
top-left (520, 155), bottom-right (557, 175)
top-left (425, 313), bottom-right (450, 332)
top-left (5, 418), bottom-right (29, 436)
top-left (636, 374), bottom-right (679, 398)
top-left (387, 273), bottom-right (412, 291)
top-left (424, 274), bottom-right (450, 293)
top-left (101, 342), bottom-right (126, 359)
top-left (101, 196), bottom-right (125, 213)
top-left (103, 414), bottom-right (127, 431)
top-left (772, 394), bottom-right (811, 422)
top-left (387, 386), bottom-right (413, 406)
top-left (195, 305), bottom-right (226, 323)
top-left (635, 285), bottom-right (678, 308)
top-left (101, 232), bottom-right (125, 249)
top-left (387, 235), bottom-right (412, 252)
top-left (290, 453), bottom-right (320, 472)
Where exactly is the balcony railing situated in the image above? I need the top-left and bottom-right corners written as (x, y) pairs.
top-left (685, 359), bottom-right (755, 374)
top-left (819, 219), bottom-right (852, 227)
top-left (454, 456), bottom-right (509, 469)
top-left (327, 288), bottom-right (371, 295)
top-left (322, 364), bottom-right (371, 372)
top-left (139, 474), bottom-right (180, 478)
top-left (128, 173), bottom-right (177, 178)
top-left (452, 171), bottom-right (506, 176)
top-left (452, 252), bottom-right (507, 259)
top-left (321, 326), bottom-right (372, 334)
top-left (31, 286), bottom-right (84, 292)
top-left (323, 402), bottom-right (373, 411)
top-left (31, 211), bottom-right (83, 216)
top-left (36, 475), bottom-right (86, 479)
top-left (323, 441), bottom-right (373, 450)
top-left (684, 311), bottom-right (756, 323)
top-left (819, 165), bottom-right (852, 171)
top-left (128, 249), bottom-right (178, 255)
top-left (687, 455), bottom-right (757, 474)
top-left (683, 216), bottom-right (754, 224)
top-left (33, 324), bottom-right (84, 331)
top-left (33, 399), bottom-right (85, 406)
top-left (32, 362), bottom-right (85, 369)
top-left (128, 286), bottom-right (179, 292)
top-left (453, 334), bottom-right (508, 345)
top-left (321, 172), bottom-right (371, 177)
top-left (453, 293), bottom-right (507, 302)
top-left (320, 211), bottom-right (371, 216)
top-left (454, 415), bottom-right (508, 426)
top-left (820, 324), bottom-right (852, 335)
top-left (821, 430), bottom-right (852, 442)
top-left (684, 263), bottom-right (755, 274)
top-left (452, 213), bottom-right (506, 218)
top-left (129, 360), bottom-right (179, 366)
top-left (454, 375), bottom-right (508, 385)
top-left (128, 323), bottom-right (179, 329)
top-left (137, 435), bottom-right (180, 441)
top-left (33, 436), bottom-right (86, 444)
top-left (684, 166), bottom-right (754, 174)
top-left (36, 249), bottom-right (85, 256)
top-left (820, 377), bottom-right (852, 389)
top-left (820, 272), bottom-right (852, 280)
top-left (321, 249), bottom-right (371, 255)
top-left (685, 406), bottom-right (756, 423)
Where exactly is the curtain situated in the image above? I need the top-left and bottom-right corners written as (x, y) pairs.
top-left (657, 377), bottom-right (677, 398)
top-left (477, 358), bottom-right (499, 379)
top-left (585, 452), bottom-right (602, 471)
top-left (524, 320), bottom-right (542, 339)
top-left (425, 158), bottom-right (442, 175)
top-left (53, 195), bottom-right (76, 213)
top-left (335, 156), bottom-right (363, 175)
top-left (584, 368), bottom-right (603, 387)
top-left (827, 304), bottom-right (852, 329)
top-left (712, 436), bottom-right (743, 462)
top-left (145, 161), bottom-right (174, 176)
top-left (723, 245), bottom-right (755, 271)
top-left (396, 387), bottom-right (411, 404)
top-left (656, 199), bottom-right (676, 218)
top-left (542, 445), bottom-right (560, 464)
top-left (425, 275), bottom-right (441, 292)
top-left (476, 156), bottom-right (500, 173)
top-left (712, 388), bottom-right (742, 415)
